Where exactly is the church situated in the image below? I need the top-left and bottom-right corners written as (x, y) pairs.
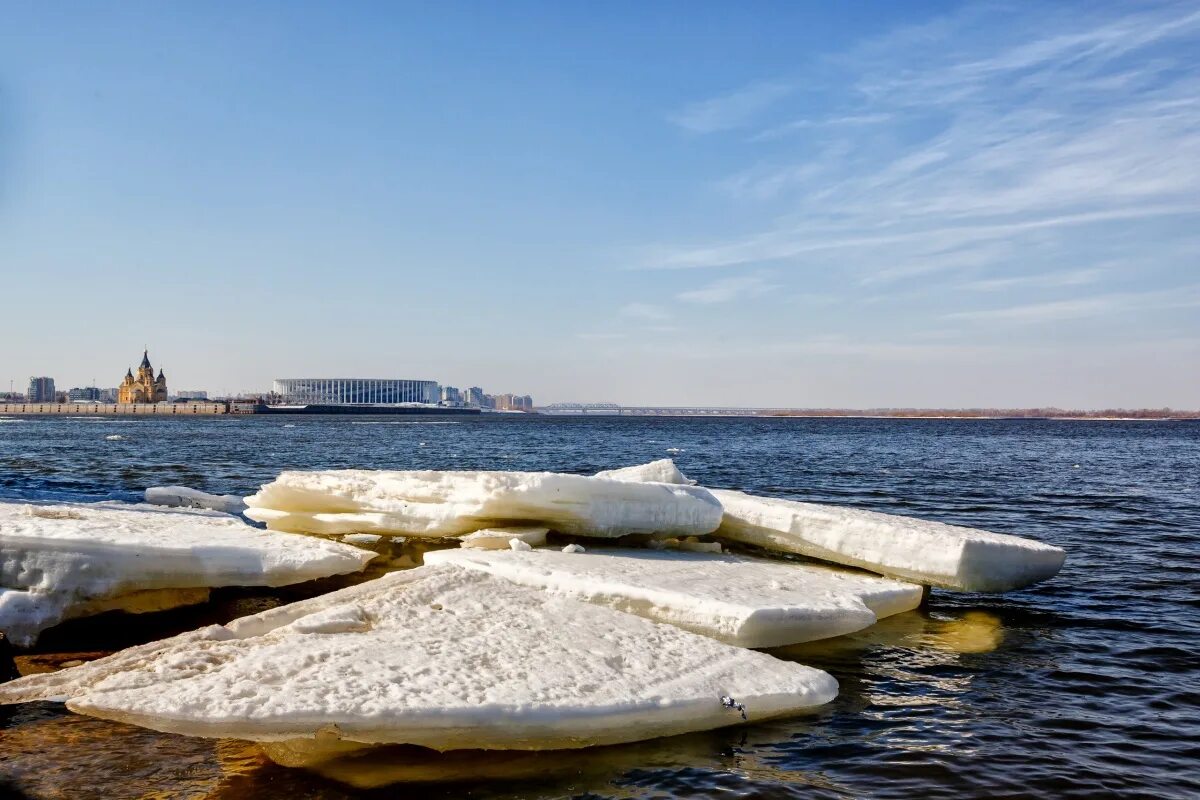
top-left (118, 350), bottom-right (168, 403)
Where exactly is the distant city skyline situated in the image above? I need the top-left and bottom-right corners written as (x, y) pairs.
top-left (2, 2), bottom-right (1198, 407)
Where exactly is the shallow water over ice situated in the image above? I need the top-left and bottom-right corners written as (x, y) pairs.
top-left (1, 415), bottom-right (1198, 798)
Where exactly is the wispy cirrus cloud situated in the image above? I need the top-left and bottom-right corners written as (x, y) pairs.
top-left (668, 81), bottom-right (792, 133)
top-left (960, 267), bottom-right (1106, 292)
top-left (618, 302), bottom-right (671, 322)
top-left (677, 274), bottom-right (777, 304)
top-left (646, 2), bottom-right (1200, 307)
top-left (749, 112), bottom-right (891, 142)
top-left (945, 284), bottom-right (1200, 323)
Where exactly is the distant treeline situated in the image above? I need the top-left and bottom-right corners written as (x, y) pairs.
top-left (766, 408), bottom-right (1200, 419)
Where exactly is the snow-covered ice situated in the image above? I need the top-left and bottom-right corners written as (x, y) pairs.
top-left (712, 489), bottom-right (1066, 592)
top-left (144, 486), bottom-right (248, 515)
top-left (244, 469), bottom-right (723, 539)
top-left (591, 460), bottom-right (1065, 592)
top-left (0, 501), bottom-right (376, 645)
top-left (423, 547), bottom-right (922, 646)
top-left (340, 533), bottom-right (383, 546)
top-left (0, 565), bottom-right (838, 750)
top-left (595, 459), bottom-right (696, 485)
top-left (459, 527), bottom-right (549, 550)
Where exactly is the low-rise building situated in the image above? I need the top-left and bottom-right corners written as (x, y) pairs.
top-left (272, 378), bottom-right (439, 405)
top-left (68, 387), bottom-right (103, 403)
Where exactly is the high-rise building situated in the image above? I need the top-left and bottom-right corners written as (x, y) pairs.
top-left (27, 377), bottom-right (55, 402)
top-left (494, 393), bottom-right (535, 411)
top-left (463, 387), bottom-right (485, 407)
top-left (440, 386), bottom-right (461, 405)
top-left (176, 390), bottom-right (209, 400)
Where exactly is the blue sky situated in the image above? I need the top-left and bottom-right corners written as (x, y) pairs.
top-left (2, 1), bottom-right (1197, 407)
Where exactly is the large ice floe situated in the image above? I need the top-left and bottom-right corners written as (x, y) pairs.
top-left (712, 490), bottom-right (1066, 592)
top-left (244, 469), bottom-right (723, 539)
top-left (0, 565), bottom-right (838, 751)
top-left (424, 547), bottom-right (923, 647)
top-left (0, 501), bottom-right (376, 646)
top-left (595, 459), bottom-right (1065, 592)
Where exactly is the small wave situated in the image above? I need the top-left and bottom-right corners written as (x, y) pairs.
top-left (666, 447), bottom-right (685, 453)
top-left (0, 418), bottom-right (24, 423)
top-left (104, 434), bottom-right (124, 441)
top-left (283, 424), bottom-right (296, 428)
top-left (350, 421), bottom-right (461, 425)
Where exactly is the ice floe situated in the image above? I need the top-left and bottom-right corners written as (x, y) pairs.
top-left (712, 489), bottom-right (1066, 592)
top-left (0, 501), bottom-right (376, 646)
top-left (595, 458), bottom-right (696, 485)
top-left (423, 547), bottom-right (922, 646)
top-left (244, 469), bottom-right (722, 539)
top-left (144, 486), bottom-right (248, 515)
top-left (458, 527), bottom-right (549, 550)
top-left (0, 566), bottom-right (838, 750)
top-left (595, 460), bottom-right (1065, 592)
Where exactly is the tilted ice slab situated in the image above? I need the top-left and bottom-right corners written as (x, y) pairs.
top-left (244, 469), bottom-right (723, 539)
top-left (0, 566), bottom-right (838, 750)
top-left (424, 547), bottom-right (922, 647)
top-left (0, 501), bottom-right (376, 646)
top-left (593, 460), bottom-right (1065, 592)
top-left (712, 489), bottom-right (1066, 592)
top-left (144, 486), bottom-right (247, 515)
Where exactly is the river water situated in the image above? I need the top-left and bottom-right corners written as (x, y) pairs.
top-left (1, 415), bottom-right (1197, 799)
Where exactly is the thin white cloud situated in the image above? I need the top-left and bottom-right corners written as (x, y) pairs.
top-left (618, 302), bottom-right (672, 322)
top-left (946, 285), bottom-right (1200, 323)
top-left (669, 82), bottom-right (792, 133)
top-left (576, 332), bottom-right (627, 341)
top-left (750, 112), bottom-right (892, 142)
top-left (640, 3), bottom-right (1200, 304)
top-left (677, 274), bottom-right (777, 304)
top-left (961, 268), bottom-right (1106, 292)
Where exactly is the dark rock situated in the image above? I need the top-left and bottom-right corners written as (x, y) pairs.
top-left (0, 632), bottom-right (21, 682)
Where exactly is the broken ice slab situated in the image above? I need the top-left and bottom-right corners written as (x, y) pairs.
top-left (0, 565), bottom-right (837, 750)
top-left (0, 501), bottom-right (376, 646)
top-left (144, 486), bottom-right (247, 515)
top-left (712, 489), bottom-right (1066, 592)
top-left (424, 547), bottom-right (922, 647)
top-left (244, 469), bottom-right (723, 539)
top-left (458, 527), bottom-right (549, 550)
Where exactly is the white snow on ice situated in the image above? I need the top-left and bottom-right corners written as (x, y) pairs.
top-left (459, 527), bottom-right (549, 550)
top-left (595, 459), bottom-right (696, 485)
top-left (0, 565), bottom-right (838, 750)
top-left (0, 501), bottom-right (376, 645)
top-left (712, 489), bottom-right (1066, 592)
top-left (423, 547), bottom-right (922, 647)
top-left (596, 460), bottom-right (1065, 592)
top-left (244, 469), bottom-right (723, 539)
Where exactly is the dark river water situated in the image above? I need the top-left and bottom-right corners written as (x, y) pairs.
top-left (1, 414), bottom-right (1197, 799)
